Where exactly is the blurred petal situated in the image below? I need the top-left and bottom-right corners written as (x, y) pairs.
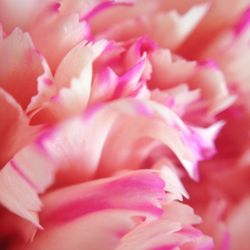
top-left (97, 4), bottom-right (209, 50)
top-left (0, 28), bottom-right (44, 109)
top-left (0, 162), bottom-right (41, 228)
top-left (201, 10), bottom-right (250, 93)
top-left (30, 14), bottom-right (90, 71)
top-left (227, 197), bottom-right (250, 250)
top-left (0, 88), bottom-right (38, 168)
top-left (0, 142), bottom-right (55, 228)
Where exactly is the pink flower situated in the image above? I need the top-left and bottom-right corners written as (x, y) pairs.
top-left (0, 0), bottom-right (249, 249)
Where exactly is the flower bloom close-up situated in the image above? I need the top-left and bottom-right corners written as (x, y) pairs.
top-left (0, 0), bottom-right (250, 249)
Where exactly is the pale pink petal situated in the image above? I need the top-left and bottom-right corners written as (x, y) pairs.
top-left (0, 140), bottom-right (57, 229)
top-left (163, 201), bottom-right (201, 226)
top-left (9, 170), bottom-right (166, 250)
top-left (96, 113), bottom-right (192, 177)
top-left (9, 143), bottom-right (56, 194)
top-left (154, 160), bottom-right (189, 201)
top-left (134, 100), bottom-right (222, 179)
top-left (87, 1), bottom-right (139, 34)
top-left (0, 88), bottom-right (38, 168)
top-left (0, 28), bottom-right (44, 109)
top-left (32, 40), bottom-right (108, 123)
top-left (0, 0), bottom-right (42, 32)
top-left (40, 170), bottom-right (165, 223)
top-left (54, 39), bottom-right (108, 89)
top-left (116, 191), bottom-right (211, 250)
top-left (0, 162), bottom-right (41, 228)
top-left (97, 4), bottom-right (209, 50)
top-left (148, 49), bottom-right (196, 89)
top-left (26, 54), bottom-right (54, 114)
top-left (201, 9), bottom-right (250, 94)
top-left (226, 197), bottom-right (250, 250)
top-left (116, 223), bottom-right (213, 250)
top-left (116, 220), bottom-right (181, 250)
top-left (82, 99), bottom-right (195, 178)
top-left (39, 98), bottom-right (219, 183)
top-left (150, 84), bottom-right (200, 117)
top-left (39, 111), bottom-right (117, 185)
top-left (10, 210), bottom-right (146, 250)
top-left (179, 0), bottom-right (250, 58)
top-left (30, 15), bottom-right (90, 71)
top-left (38, 98), bottom-right (193, 185)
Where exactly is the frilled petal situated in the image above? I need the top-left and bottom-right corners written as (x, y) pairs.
top-left (190, 62), bottom-right (236, 115)
top-left (116, 200), bottom-right (213, 250)
top-left (148, 48), bottom-right (196, 89)
top-left (179, 0), bottom-right (250, 58)
top-left (0, 142), bottom-right (55, 230)
top-left (30, 14), bottom-right (90, 71)
top-left (0, 162), bottom-right (41, 228)
top-left (38, 98), bottom-right (221, 183)
top-left (150, 84), bottom-right (200, 118)
top-left (90, 55), bottom-right (147, 103)
top-left (154, 160), bottom-right (189, 201)
top-left (201, 8), bottom-right (250, 93)
top-left (96, 4), bottom-right (209, 50)
top-left (26, 54), bottom-right (54, 113)
top-left (0, 28), bottom-right (44, 110)
top-left (10, 170), bottom-right (166, 250)
top-left (32, 40), bottom-right (108, 123)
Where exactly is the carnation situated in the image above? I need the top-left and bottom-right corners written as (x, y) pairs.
top-left (0, 0), bottom-right (249, 249)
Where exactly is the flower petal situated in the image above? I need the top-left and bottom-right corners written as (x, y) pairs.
top-left (0, 88), bottom-right (38, 168)
top-left (0, 28), bottom-right (44, 109)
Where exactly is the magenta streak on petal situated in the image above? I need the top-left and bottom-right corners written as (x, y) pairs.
top-left (151, 245), bottom-right (177, 250)
top-left (50, 2), bottom-right (61, 12)
top-left (98, 67), bottom-right (116, 88)
top-left (198, 60), bottom-right (219, 69)
top-left (166, 97), bottom-right (175, 108)
top-left (36, 130), bottom-right (54, 157)
top-left (134, 36), bottom-right (157, 57)
top-left (84, 103), bottom-right (104, 120)
top-left (45, 196), bottom-right (163, 224)
top-left (178, 226), bottom-right (202, 237)
top-left (116, 229), bottom-right (131, 239)
top-left (43, 77), bottom-right (53, 86)
top-left (81, 1), bottom-right (133, 21)
top-left (105, 172), bottom-right (165, 193)
top-left (134, 101), bottom-right (153, 117)
top-left (81, 21), bottom-right (94, 41)
top-left (10, 160), bottom-right (40, 192)
top-left (129, 81), bottom-right (144, 97)
top-left (50, 94), bottom-right (60, 102)
top-left (234, 6), bottom-right (250, 36)
top-left (112, 58), bottom-right (146, 98)
top-left (220, 231), bottom-right (231, 250)
top-left (44, 173), bottom-right (165, 223)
